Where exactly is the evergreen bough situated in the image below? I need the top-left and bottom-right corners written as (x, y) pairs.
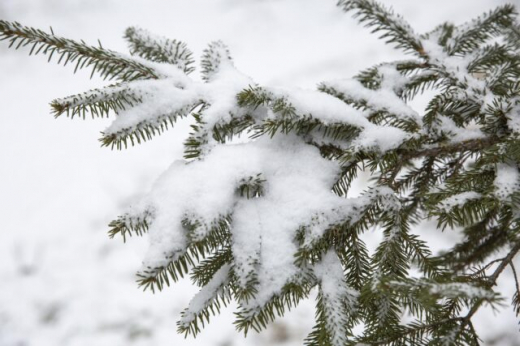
top-left (2, 1), bottom-right (520, 344)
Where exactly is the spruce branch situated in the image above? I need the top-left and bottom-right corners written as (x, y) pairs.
top-left (234, 278), bottom-right (314, 335)
top-left (318, 82), bottom-right (421, 132)
top-left (0, 20), bottom-right (160, 81)
top-left (505, 20), bottom-right (520, 49)
top-left (50, 83), bottom-right (142, 119)
top-left (453, 240), bottom-right (520, 340)
top-left (178, 264), bottom-right (232, 337)
top-left (466, 44), bottom-right (514, 74)
top-left (338, 0), bottom-right (425, 56)
top-left (304, 284), bottom-right (356, 346)
top-left (124, 26), bottom-right (195, 74)
top-left (238, 87), bottom-right (364, 142)
top-left (212, 114), bottom-right (256, 144)
top-left (182, 110), bottom-right (208, 160)
top-left (101, 101), bottom-right (204, 150)
top-left (510, 262), bottom-right (520, 318)
top-left (136, 216), bottom-right (231, 293)
top-left (423, 22), bottom-right (456, 48)
top-left (201, 40), bottom-right (232, 82)
top-left (190, 248), bottom-right (232, 287)
top-left (108, 212), bottom-right (152, 242)
top-left (447, 4), bottom-right (517, 55)
top-left (332, 160), bottom-right (361, 197)
top-left (400, 136), bottom-right (500, 161)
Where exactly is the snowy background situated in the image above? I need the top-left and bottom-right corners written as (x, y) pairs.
top-left (0, 0), bottom-right (518, 345)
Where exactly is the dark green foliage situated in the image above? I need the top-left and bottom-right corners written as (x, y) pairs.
top-left (108, 212), bottom-right (151, 241)
top-left (338, 0), bottom-right (424, 55)
top-left (178, 270), bottom-right (232, 337)
top-left (100, 101), bottom-right (201, 150)
top-left (136, 215), bottom-right (232, 292)
top-left (234, 278), bottom-right (315, 335)
top-left (50, 84), bottom-right (142, 119)
top-left (201, 40), bottom-right (232, 82)
top-left (446, 4), bottom-right (516, 56)
top-left (237, 86), bottom-right (361, 141)
top-left (124, 26), bottom-right (195, 74)
top-left (0, 20), bottom-right (159, 81)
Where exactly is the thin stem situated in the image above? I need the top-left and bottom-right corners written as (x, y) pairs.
top-left (509, 262), bottom-right (520, 299)
top-left (401, 136), bottom-right (499, 161)
top-left (456, 240), bottom-right (520, 338)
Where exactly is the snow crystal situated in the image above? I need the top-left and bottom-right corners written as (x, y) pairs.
top-left (313, 250), bottom-right (358, 346)
top-left (422, 39), bottom-right (486, 92)
top-left (313, 250), bottom-right (358, 308)
top-left (179, 264), bottom-right (231, 327)
top-left (198, 63), bottom-right (255, 127)
top-left (439, 191), bottom-right (482, 212)
top-left (507, 102), bottom-right (520, 134)
top-left (105, 79), bottom-right (201, 135)
top-left (434, 116), bottom-right (485, 143)
top-left (494, 163), bottom-right (520, 201)
top-left (378, 64), bottom-right (410, 95)
top-left (353, 124), bottom-right (408, 152)
top-left (270, 86), bottom-right (369, 127)
top-left (322, 78), bottom-right (421, 124)
top-left (269, 87), bottom-right (410, 152)
top-left (429, 282), bottom-right (494, 299)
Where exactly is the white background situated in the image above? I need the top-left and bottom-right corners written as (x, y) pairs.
top-left (0, 0), bottom-right (517, 345)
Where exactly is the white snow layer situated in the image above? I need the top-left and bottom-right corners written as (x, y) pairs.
top-left (179, 264), bottom-right (231, 327)
top-left (439, 191), bottom-right (482, 211)
top-left (269, 86), bottom-right (410, 151)
top-left (494, 163), bottom-right (520, 201)
top-left (136, 134), bottom-right (362, 308)
top-left (95, 25), bottom-right (414, 314)
top-left (313, 251), bottom-right (358, 346)
top-left (105, 61), bottom-right (254, 137)
top-left (322, 78), bottom-right (421, 123)
top-left (434, 116), bottom-right (485, 143)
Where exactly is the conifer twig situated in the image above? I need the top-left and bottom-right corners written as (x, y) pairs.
top-left (0, 20), bottom-right (159, 81)
top-left (456, 240), bottom-right (520, 337)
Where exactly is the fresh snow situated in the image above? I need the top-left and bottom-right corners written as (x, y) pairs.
top-left (136, 134), bottom-right (352, 305)
top-left (439, 191), bottom-right (482, 211)
top-left (269, 86), bottom-right (410, 151)
top-left (313, 250), bottom-right (357, 346)
top-left (322, 78), bottom-right (421, 123)
top-left (179, 263), bottom-right (231, 328)
top-left (494, 163), bottom-right (520, 201)
top-left (434, 116), bottom-right (485, 143)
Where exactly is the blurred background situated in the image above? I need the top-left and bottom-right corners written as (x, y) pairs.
top-left (0, 0), bottom-right (518, 345)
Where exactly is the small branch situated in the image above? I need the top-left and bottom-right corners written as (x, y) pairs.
top-left (510, 262), bottom-right (520, 296)
top-left (401, 136), bottom-right (499, 161)
top-left (456, 240), bottom-right (520, 338)
top-left (471, 257), bottom-right (505, 277)
top-left (468, 321), bottom-right (481, 346)
top-left (487, 241), bottom-right (520, 286)
top-left (510, 25), bottom-right (520, 40)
